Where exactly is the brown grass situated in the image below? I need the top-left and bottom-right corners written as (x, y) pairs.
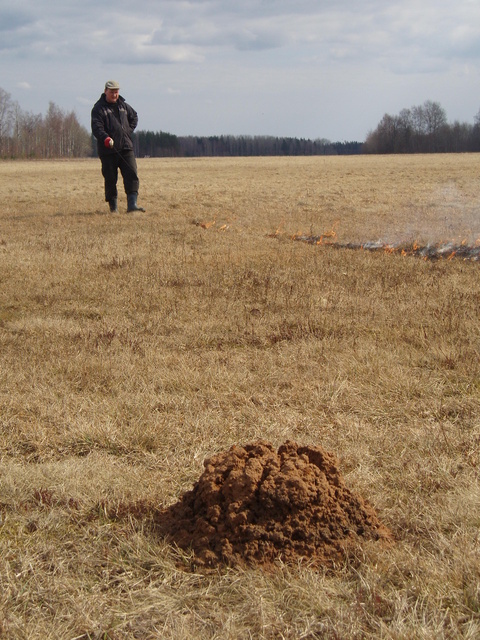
top-left (0, 154), bottom-right (479, 638)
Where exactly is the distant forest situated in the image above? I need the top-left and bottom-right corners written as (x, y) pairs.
top-left (1, 86), bottom-right (480, 158)
top-left (133, 132), bottom-right (362, 157)
top-left (134, 101), bottom-right (480, 157)
top-left (0, 88), bottom-right (91, 159)
top-left (363, 100), bottom-right (480, 154)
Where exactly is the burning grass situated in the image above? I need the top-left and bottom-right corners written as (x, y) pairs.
top-left (0, 155), bottom-right (479, 638)
top-left (292, 235), bottom-right (480, 261)
top-left (287, 216), bottom-right (480, 262)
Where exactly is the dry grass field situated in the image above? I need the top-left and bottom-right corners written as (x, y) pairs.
top-left (0, 154), bottom-right (479, 638)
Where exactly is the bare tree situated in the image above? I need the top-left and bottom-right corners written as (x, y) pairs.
top-left (0, 88), bottom-right (17, 156)
top-left (363, 100), bottom-right (480, 153)
top-left (13, 110), bottom-right (44, 158)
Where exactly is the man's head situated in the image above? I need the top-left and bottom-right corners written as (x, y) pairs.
top-left (104, 80), bottom-right (120, 104)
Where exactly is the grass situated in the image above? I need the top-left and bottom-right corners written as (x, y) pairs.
top-left (0, 154), bottom-right (479, 638)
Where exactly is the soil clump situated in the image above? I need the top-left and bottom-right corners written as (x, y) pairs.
top-left (156, 440), bottom-right (391, 569)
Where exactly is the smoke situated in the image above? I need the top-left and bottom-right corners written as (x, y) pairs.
top-left (396, 182), bottom-right (480, 247)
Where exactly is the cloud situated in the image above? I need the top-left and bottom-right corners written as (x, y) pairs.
top-left (3, 0), bottom-right (480, 71)
top-left (0, 7), bottom-right (32, 32)
top-left (1, 0), bottom-right (479, 140)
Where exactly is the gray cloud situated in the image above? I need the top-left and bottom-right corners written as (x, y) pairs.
top-left (1, 0), bottom-right (479, 139)
top-left (4, 0), bottom-right (480, 68)
top-left (0, 7), bottom-right (32, 31)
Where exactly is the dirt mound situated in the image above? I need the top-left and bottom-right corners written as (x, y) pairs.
top-left (156, 440), bottom-right (391, 569)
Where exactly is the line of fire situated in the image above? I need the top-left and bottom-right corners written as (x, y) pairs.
top-left (269, 224), bottom-right (480, 262)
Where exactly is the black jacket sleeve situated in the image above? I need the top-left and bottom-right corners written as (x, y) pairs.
top-left (126, 102), bottom-right (138, 134)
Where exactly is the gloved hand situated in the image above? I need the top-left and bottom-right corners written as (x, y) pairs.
top-left (104, 137), bottom-right (114, 148)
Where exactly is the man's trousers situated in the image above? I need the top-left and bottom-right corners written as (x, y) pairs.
top-left (100, 149), bottom-right (140, 202)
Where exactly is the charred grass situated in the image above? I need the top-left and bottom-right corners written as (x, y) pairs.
top-left (0, 155), bottom-right (479, 638)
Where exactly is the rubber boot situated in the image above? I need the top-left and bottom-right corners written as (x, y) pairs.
top-left (108, 197), bottom-right (118, 213)
top-left (127, 193), bottom-right (145, 212)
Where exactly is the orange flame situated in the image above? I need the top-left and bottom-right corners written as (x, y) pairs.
top-left (199, 219), bottom-right (216, 229)
top-left (315, 222), bottom-right (339, 245)
top-left (268, 220), bottom-right (285, 238)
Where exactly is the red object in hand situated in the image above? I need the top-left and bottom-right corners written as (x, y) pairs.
top-left (104, 137), bottom-right (114, 148)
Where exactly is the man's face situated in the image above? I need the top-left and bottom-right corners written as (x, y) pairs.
top-left (105, 88), bottom-right (119, 104)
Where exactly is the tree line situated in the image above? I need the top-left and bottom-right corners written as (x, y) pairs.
top-left (363, 100), bottom-right (480, 154)
top-left (0, 85), bottom-right (362, 159)
top-left (133, 131), bottom-right (362, 157)
top-left (1, 85), bottom-right (480, 158)
top-left (0, 88), bottom-right (91, 158)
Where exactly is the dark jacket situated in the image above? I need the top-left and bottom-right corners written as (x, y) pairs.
top-left (91, 93), bottom-right (138, 156)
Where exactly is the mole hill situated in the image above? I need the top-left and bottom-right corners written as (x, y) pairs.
top-left (155, 440), bottom-right (392, 569)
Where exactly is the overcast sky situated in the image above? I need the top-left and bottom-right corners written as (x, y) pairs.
top-left (1, 0), bottom-right (479, 141)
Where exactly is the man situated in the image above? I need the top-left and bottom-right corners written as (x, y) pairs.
top-left (91, 80), bottom-right (145, 213)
